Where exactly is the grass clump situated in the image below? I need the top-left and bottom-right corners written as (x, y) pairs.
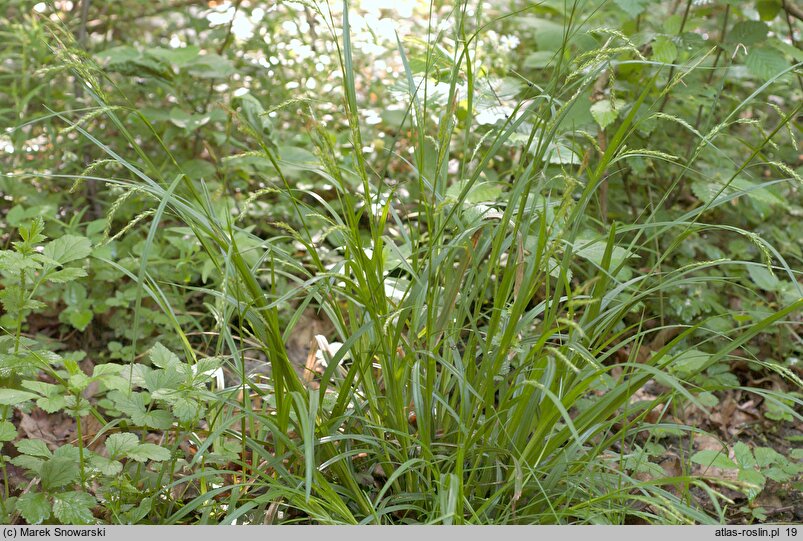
top-left (1, 0), bottom-right (801, 525)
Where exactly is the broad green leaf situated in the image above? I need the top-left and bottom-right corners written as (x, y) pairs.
top-left (16, 439), bottom-right (52, 458)
top-left (149, 342), bottom-right (180, 369)
top-left (754, 447), bottom-right (783, 467)
top-left (748, 265), bottom-right (779, 291)
top-left (67, 308), bottom-right (94, 331)
top-left (652, 36), bottom-right (677, 64)
top-left (172, 397), bottom-right (199, 423)
top-left (614, 0), bottom-right (650, 18)
top-left (127, 443), bottom-right (171, 462)
top-left (134, 410), bottom-right (175, 430)
top-left (52, 491), bottom-right (97, 525)
top-left (106, 433), bottom-right (139, 457)
top-left (186, 53), bottom-right (235, 78)
top-left (16, 492), bottom-right (51, 525)
top-left (146, 45), bottom-right (200, 66)
top-left (745, 47), bottom-right (788, 81)
top-left (691, 449), bottom-right (738, 470)
top-left (0, 389), bottom-right (39, 406)
top-left (40, 456), bottom-right (79, 490)
top-left (738, 468), bottom-right (766, 501)
top-left (97, 45), bottom-right (139, 64)
top-left (37, 395), bottom-right (67, 413)
top-left (671, 349), bottom-right (710, 378)
top-left (47, 267), bottom-right (87, 283)
top-left (89, 455), bottom-right (123, 476)
top-left (729, 21), bottom-right (769, 46)
top-left (0, 421), bottom-right (17, 441)
top-left (756, 1), bottom-right (782, 20)
top-left (733, 442), bottom-right (756, 469)
top-left (524, 51), bottom-right (555, 69)
top-left (43, 235), bottom-right (92, 265)
top-left (590, 100), bottom-right (624, 130)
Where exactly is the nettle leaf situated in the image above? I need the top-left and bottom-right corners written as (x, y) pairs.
top-left (43, 235), bottom-right (92, 265)
top-left (748, 265), bottom-right (780, 291)
top-left (691, 450), bottom-right (739, 470)
top-left (106, 433), bottom-right (139, 457)
top-left (149, 342), bottom-right (180, 369)
top-left (89, 455), bottom-right (123, 476)
top-left (0, 421), bottom-right (17, 442)
top-left (16, 492), bottom-right (51, 525)
top-left (16, 439), bottom-right (52, 458)
top-left (52, 491), bottom-right (97, 525)
top-left (754, 446), bottom-right (783, 467)
top-left (745, 47), bottom-right (788, 81)
top-left (185, 53), bottom-right (235, 78)
top-left (12, 454), bottom-right (45, 473)
top-left (168, 107), bottom-right (210, 132)
top-left (652, 36), bottom-right (678, 63)
top-left (146, 45), bottom-right (200, 66)
top-left (127, 443), bottom-right (171, 463)
top-left (590, 100), bottom-right (625, 130)
top-left (729, 21), bottom-right (769, 46)
top-left (171, 397), bottom-right (200, 423)
top-left (614, 0), bottom-right (650, 18)
top-left (0, 389), bottom-right (39, 406)
top-left (65, 308), bottom-right (94, 331)
top-left (47, 267), bottom-right (88, 283)
top-left (37, 395), bottom-right (67, 413)
top-left (756, 0), bottom-right (781, 20)
top-left (671, 349), bottom-right (710, 378)
top-left (733, 441), bottom-right (756, 469)
top-left (40, 456), bottom-right (79, 490)
top-left (738, 468), bottom-right (766, 501)
top-left (0, 251), bottom-right (41, 273)
top-left (144, 369), bottom-right (185, 394)
top-left (134, 410), bottom-right (175, 430)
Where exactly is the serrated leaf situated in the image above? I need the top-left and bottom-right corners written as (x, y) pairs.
top-left (652, 36), bottom-right (678, 63)
top-left (729, 21), bottom-right (769, 46)
top-left (738, 468), bottom-right (766, 501)
top-left (614, 0), bottom-right (649, 18)
top-left (16, 439), bottom-right (53, 459)
top-left (43, 235), bottom-right (92, 265)
top-left (106, 433), bottom-right (139, 457)
top-left (127, 443), bottom-right (171, 462)
top-left (746, 47), bottom-right (789, 80)
top-left (691, 449), bottom-right (739, 470)
top-left (590, 100), bottom-right (624, 130)
top-left (40, 457), bottom-right (79, 490)
top-left (11, 454), bottom-right (45, 473)
top-left (149, 342), bottom-right (180, 369)
top-left (66, 308), bottom-right (94, 332)
top-left (748, 265), bottom-right (779, 291)
top-left (0, 389), bottom-right (39, 406)
top-left (47, 267), bottom-right (87, 283)
top-left (0, 421), bottom-right (17, 442)
top-left (756, 1), bottom-right (781, 20)
top-left (52, 491), bottom-right (96, 525)
top-left (186, 53), bottom-right (234, 78)
top-left (733, 442), bottom-right (756, 468)
top-left (671, 349), bottom-right (710, 378)
top-left (89, 455), bottom-right (123, 476)
top-left (37, 395), bottom-right (67, 413)
top-left (16, 492), bottom-right (51, 525)
top-left (171, 397), bottom-right (199, 423)
top-left (146, 45), bottom-right (200, 66)
top-left (134, 410), bottom-right (175, 430)
top-left (754, 447), bottom-right (783, 467)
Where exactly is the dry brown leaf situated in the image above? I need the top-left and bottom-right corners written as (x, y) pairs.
top-left (19, 411), bottom-right (74, 449)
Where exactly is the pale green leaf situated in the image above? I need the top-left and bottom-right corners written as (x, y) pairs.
top-left (52, 491), bottom-right (96, 525)
top-left (16, 492), bottom-right (51, 525)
